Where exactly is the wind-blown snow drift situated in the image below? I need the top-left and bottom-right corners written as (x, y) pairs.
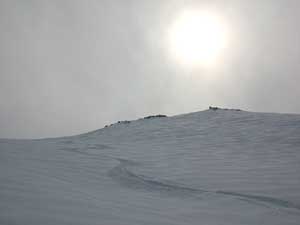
top-left (1, 109), bottom-right (300, 225)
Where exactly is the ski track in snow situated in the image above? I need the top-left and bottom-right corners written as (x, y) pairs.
top-left (109, 158), bottom-right (300, 211)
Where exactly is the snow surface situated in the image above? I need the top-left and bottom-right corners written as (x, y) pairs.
top-left (1, 109), bottom-right (300, 225)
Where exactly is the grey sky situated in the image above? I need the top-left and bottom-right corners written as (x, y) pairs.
top-left (1, 0), bottom-right (300, 138)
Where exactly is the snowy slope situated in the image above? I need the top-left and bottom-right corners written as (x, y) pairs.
top-left (1, 109), bottom-right (300, 225)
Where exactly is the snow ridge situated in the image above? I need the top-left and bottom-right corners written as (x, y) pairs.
top-left (1, 109), bottom-right (300, 225)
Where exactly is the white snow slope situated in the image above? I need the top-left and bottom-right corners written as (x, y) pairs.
top-left (1, 109), bottom-right (300, 225)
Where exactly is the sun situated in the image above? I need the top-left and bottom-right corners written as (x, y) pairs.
top-left (168, 10), bottom-right (228, 67)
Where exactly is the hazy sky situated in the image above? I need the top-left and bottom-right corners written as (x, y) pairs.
top-left (1, 0), bottom-right (300, 138)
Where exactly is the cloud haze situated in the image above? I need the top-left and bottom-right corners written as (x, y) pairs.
top-left (1, 0), bottom-right (300, 138)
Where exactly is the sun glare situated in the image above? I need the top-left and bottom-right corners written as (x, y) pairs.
top-left (168, 10), bottom-right (228, 67)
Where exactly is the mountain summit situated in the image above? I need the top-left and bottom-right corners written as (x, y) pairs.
top-left (1, 109), bottom-right (300, 225)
